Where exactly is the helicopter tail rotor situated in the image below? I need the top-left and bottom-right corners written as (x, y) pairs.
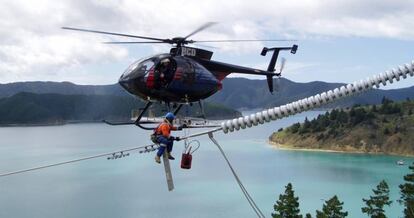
top-left (261, 45), bottom-right (297, 93)
top-left (279, 57), bottom-right (286, 75)
top-left (274, 57), bottom-right (286, 92)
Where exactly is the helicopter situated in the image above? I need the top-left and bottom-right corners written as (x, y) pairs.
top-left (62, 23), bottom-right (298, 130)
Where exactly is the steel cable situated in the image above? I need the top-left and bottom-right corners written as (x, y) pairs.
top-left (208, 133), bottom-right (265, 218)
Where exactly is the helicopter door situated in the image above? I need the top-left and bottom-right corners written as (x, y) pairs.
top-left (155, 58), bottom-right (176, 88)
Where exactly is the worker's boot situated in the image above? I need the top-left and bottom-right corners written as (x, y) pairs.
top-left (167, 152), bottom-right (175, 160)
top-left (155, 155), bottom-right (161, 164)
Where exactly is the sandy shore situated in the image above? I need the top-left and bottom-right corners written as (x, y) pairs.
top-left (268, 140), bottom-right (414, 157)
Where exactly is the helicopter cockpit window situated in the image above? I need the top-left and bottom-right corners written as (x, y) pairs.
top-left (122, 59), bottom-right (155, 80)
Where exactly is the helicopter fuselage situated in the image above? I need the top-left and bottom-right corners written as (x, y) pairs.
top-left (119, 53), bottom-right (222, 103)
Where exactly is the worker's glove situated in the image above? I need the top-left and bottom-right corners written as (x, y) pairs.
top-left (177, 124), bottom-right (187, 130)
top-left (175, 137), bottom-right (181, 141)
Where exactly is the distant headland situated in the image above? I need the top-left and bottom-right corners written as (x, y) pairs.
top-left (270, 98), bottom-right (414, 156)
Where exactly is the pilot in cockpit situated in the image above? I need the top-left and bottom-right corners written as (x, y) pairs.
top-left (156, 58), bottom-right (174, 88)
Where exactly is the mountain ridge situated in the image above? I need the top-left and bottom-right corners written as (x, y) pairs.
top-left (1, 78), bottom-right (414, 109)
top-left (0, 92), bottom-right (241, 125)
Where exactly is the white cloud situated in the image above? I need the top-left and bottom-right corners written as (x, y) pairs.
top-left (1, 0), bottom-right (413, 84)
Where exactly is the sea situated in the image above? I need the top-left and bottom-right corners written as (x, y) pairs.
top-left (0, 111), bottom-right (411, 218)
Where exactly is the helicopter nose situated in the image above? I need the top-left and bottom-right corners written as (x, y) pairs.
top-left (118, 76), bottom-right (128, 90)
top-left (118, 70), bottom-right (136, 92)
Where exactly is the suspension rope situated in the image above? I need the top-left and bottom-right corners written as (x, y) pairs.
top-left (208, 132), bottom-right (265, 218)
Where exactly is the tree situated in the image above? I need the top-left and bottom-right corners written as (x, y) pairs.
top-left (383, 128), bottom-right (390, 135)
top-left (399, 162), bottom-right (414, 217)
top-left (329, 109), bottom-right (339, 121)
top-left (273, 183), bottom-right (302, 218)
top-left (381, 97), bottom-right (393, 105)
top-left (290, 123), bottom-right (301, 133)
top-left (303, 117), bottom-right (311, 129)
top-left (371, 105), bottom-right (378, 113)
top-left (361, 180), bottom-right (392, 218)
top-left (299, 117), bottom-right (311, 134)
top-left (316, 195), bottom-right (348, 218)
top-left (350, 108), bottom-right (367, 126)
top-left (337, 109), bottom-right (349, 124)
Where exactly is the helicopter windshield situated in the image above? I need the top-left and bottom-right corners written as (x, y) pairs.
top-left (121, 58), bottom-right (155, 80)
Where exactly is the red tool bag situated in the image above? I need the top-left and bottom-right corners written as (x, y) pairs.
top-left (181, 152), bottom-right (193, 169)
top-left (180, 140), bottom-right (200, 169)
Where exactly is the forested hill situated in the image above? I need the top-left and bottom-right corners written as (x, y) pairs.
top-left (2, 79), bottom-right (414, 109)
top-left (270, 98), bottom-right (414, 156)
top-left (0, 92), bottom-right (241, 125)
top-left (0, 81), bottom-right (124, 98)
top-left (209, 78), bottom-right (414, 108)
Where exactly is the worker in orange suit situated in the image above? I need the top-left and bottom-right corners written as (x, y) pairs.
top-left (154, 112), bottom-right (182, 163)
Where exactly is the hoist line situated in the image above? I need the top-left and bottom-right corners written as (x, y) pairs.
top-left (208, 133), bottom-right (265, 218)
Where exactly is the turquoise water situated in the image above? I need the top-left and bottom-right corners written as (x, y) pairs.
top-left (0, 111), bottom-right (411, 218)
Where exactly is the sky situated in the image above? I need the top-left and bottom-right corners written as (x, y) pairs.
top-left (1, 0), bottom-right (414, 89)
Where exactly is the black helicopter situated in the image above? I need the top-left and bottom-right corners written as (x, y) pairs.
top-left (62, 23), bottom-right (298, 129)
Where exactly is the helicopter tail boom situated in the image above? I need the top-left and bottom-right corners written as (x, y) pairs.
top-left (194, 44), bottom-right (297, 93)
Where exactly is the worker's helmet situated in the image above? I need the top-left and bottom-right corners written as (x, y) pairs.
top-left (165, 112), bottom-right (175, 122)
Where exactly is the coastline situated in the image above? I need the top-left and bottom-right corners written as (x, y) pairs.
top-left (268, 140), bottom-right (414, 158)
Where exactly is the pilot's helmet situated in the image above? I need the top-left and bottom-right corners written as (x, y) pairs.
top-left (161, 58), bottom-right (170, 66)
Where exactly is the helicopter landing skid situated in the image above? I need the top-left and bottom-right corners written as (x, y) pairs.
top-left (103, 101), bottom-right (221, 130)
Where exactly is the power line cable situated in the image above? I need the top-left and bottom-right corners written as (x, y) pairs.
top-left (0, 143), bottom-right (157, 177)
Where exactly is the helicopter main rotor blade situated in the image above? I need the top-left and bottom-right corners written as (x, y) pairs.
top-left (193, 44), bottom-right (219, 49)
top-left (183, 22), bottom-right (217, 40)
top-left (194, 39), bottom-right (297, 43)
top-left (62, 27), bottom-right (169, 42)
top-left (103, 41), bottom-right (167, 44)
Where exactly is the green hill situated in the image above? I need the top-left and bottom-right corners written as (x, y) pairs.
top-left (0, 81), bottom-right (124, 98)
top-left (208, 78), bottom-right (414, 108)
top-left (270, 98), bottom-right (414, 156)
top-left (2, 80), bottom-right (414, 109)
top-left (0, 92), bottom-right (241, 125)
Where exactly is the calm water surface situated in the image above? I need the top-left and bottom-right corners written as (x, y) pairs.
top-left (0, 111), bottom-right (411, 218)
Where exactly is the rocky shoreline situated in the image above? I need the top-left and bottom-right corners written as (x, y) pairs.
top-left (268, 140), bottom-right (414, 157)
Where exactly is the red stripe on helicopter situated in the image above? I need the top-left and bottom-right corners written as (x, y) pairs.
top-left (146, 67), bottom-right (155, 88)
top-left (213, 71), bottom-right (230, 81)
top-left (173, 68), bottom-right (183, 80)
